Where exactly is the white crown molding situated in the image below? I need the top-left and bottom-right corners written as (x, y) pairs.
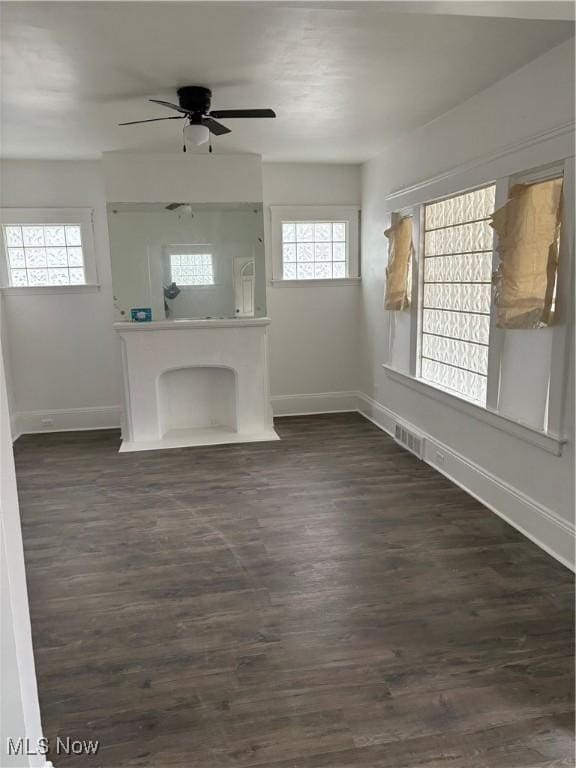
top-left (385, 121), bottom-right (575, 205)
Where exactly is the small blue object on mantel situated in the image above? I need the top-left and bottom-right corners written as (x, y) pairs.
top-left (130, 307), bottom-right (152, 322)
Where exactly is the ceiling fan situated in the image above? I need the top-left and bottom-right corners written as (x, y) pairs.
top-left (119, 86), bottom-right (276, 151)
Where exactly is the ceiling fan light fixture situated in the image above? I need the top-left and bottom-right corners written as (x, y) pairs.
top-left (184, 122), bottom-right (209, 147)
top-left (118, 86), bottom-right (276, 149)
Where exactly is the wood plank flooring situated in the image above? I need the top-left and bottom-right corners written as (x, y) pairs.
top-left (14, 414), bottom-right (574, 767)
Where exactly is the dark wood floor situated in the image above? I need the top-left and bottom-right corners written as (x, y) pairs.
top-left (15, 414), bottom-right (574, 768)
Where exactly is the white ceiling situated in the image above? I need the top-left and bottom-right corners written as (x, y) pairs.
top-left (1, 2), bottom-right (573, 162)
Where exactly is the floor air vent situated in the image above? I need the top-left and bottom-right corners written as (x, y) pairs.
top-left (394, 423), bottom-right (424, 459)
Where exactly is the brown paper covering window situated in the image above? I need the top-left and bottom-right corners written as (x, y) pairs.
top-left (384, 216), bottom-right (412, 310)
top-left (490, 177), bottom-right (563, 329)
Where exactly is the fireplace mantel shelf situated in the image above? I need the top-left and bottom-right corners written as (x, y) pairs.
top-left (114, 317), bottom-right (271, 332)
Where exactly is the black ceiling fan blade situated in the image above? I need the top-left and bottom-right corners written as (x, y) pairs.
top-left (202, 118), bottom-right (232, 136)
top-left (209, 108), bottom-right (276, 119)
top-left (149, 99), bottom-right (190, 115)
top-left (118, 116), bottom-right (185, 125)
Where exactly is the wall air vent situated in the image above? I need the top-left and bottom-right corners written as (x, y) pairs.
top-left (394, 423), bottom-right (424, 459)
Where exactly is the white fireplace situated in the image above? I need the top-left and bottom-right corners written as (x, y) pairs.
top-left (114, 318), bottom-right (278, 452)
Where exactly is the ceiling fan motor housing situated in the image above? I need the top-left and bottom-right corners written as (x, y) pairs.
top-left (177, 86), bottom-right (212, 120)
top-left (118, 86), bottom-right (275, 138)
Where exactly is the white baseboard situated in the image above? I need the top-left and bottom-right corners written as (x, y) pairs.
top-left (13, 406), bottom-right (121, 440)
top-left (10, 412), bottom-right (22, 443)
top-left (356, 393), bottom-right (575, 572)
top-left (271, 391), bottom-right (359, 416)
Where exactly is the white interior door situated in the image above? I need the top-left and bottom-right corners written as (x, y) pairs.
top-left (234, 257), bottom-right (255, 317)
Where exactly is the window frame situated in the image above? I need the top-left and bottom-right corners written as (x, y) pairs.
top-left (164, 243), bottom-right (217, 289)
top-left (0, 208), bottom-right (98, 293)
top-left (384, 157), bottom-right (573, 452)
top-left (418, 182), bottom-right (496, 406)
top-left (270, 205), bottom-right (360, 286)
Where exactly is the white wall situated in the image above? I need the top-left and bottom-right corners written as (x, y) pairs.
top-left (103, 156), bottom-right (363, 405)
top-left (0, 296), bottom-right (45, 768)
top-left (263, 163), bottom-right (362, 410)
top-left (360, 38), bottom-right (574, 564)
top-left (1, 159), bottom-right (362, 429)
top-left (101, 154), bottom-right (362, 406)
top-left (1, 161), bottom-right (121, 435)
top-left (1, 42), bottom-right (572, 566)
top-left (102, 153), bottom-right (263, 203)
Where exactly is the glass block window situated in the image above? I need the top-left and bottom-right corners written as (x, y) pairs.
top-left (281, 221), bottom-right (347, 280)
top-left (420, 185), bottom-right (496, 404)
top-left (170, 253), bottom-right (214, 286)
top-left (2, 224), bottom-right (85, 286)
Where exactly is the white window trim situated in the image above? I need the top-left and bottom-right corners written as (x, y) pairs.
top-left (485, 162), bottom-right (567, 415)
top-left (382, 363), bottom-right (565, 456)
top-left (383, 157), bottom-right (573, 453)
top-left (270, 205), bottom-right (360, 284)
top-left (417, 181), bottom-right (495, 406)
top-left (164, 243), bottom-right (217, 289)
top-left (0, 207), bottom-right (98, 293)
top-left (0, 284), bottom-right (101, 296)
top-left (271, 277), bottom-right (361, 288)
